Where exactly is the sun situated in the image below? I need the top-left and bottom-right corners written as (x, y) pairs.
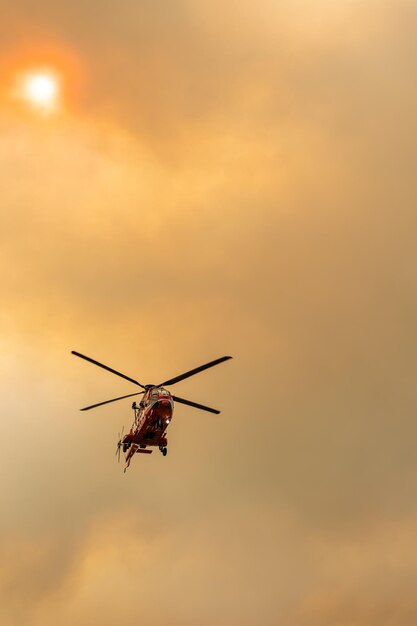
top-left (16, 69), bottom-right (61, 113)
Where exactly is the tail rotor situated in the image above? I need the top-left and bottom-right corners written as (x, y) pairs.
top-left (115, 426), bottom-right (124, 462)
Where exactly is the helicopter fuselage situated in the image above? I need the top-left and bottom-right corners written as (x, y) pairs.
top-left (121, 386), bottom-right (173, 465)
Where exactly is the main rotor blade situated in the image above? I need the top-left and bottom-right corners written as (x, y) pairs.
top-left (72, 351), bottom-right (146, 389)
top-left (80, 391), bottom-right (144, 411)
top-left (172, 395), bottom-right (220, 414)
top-left (159, 356), bottom-right (232, 387)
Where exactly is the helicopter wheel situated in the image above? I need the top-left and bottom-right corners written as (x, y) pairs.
top-left (163, 447), bottom-right (167, 457)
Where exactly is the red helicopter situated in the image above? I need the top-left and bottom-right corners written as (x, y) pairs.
top-left (72, 351), bottom-right (232, 471)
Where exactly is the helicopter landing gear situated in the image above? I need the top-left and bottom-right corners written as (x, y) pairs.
top-left (159, 445), bottom-right (168, 457)
top-left (123, 442), bottom-right (131, 453)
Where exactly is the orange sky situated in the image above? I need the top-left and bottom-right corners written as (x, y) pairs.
top-left (1, 1), bottom-right (417, 625)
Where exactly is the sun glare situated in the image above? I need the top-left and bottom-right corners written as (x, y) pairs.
top-left (16, 70), bottom-right (61, 113)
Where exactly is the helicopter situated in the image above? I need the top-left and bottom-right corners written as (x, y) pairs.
top-left (71, 351), bottom-right (232, 471)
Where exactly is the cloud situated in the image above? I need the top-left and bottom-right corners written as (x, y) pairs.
top-left (0, 1), bottom-right (416, 624)
top-left (2, 507), bottom-right (415, 626)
